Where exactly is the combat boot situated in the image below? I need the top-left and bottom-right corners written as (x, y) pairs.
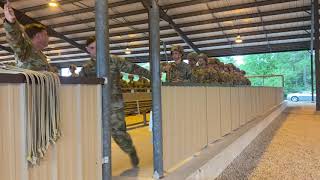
top-left (129, 149), bottom-right (139, 167)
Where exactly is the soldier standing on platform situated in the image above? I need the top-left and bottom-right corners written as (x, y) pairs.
top-left (119, 73), bottom-right (128, 89)
top-left (80, 36), bottom-right (151, 167)
top-left (128, 74), bottom-right (137, 89)
top-left (206, 58), bottom-right (220, 84)
top-left (191, 53), bottom-right (209, 83)
top-left (69, 64), bottom-right (79, 77)
top-left (187, 52), bottom-right (198, 70)
top-left (3, 1), bottom-right (51, 71)
top-left (163, 45), bottom-right (191, 82)
top-left (137, 75), bottom-right (149, 88)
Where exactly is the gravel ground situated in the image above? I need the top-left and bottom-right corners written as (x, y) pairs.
top-left (216, 104), bottom-right (320, 180)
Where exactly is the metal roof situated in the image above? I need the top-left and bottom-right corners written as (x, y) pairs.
top-left (0, 0), bottom-right (314, 67)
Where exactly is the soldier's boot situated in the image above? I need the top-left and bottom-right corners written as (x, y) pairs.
top-left (129, 149), bottom-right (139, 167)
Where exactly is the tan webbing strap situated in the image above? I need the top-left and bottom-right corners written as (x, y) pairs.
top-left (0, 65), bottom-right (61, 165)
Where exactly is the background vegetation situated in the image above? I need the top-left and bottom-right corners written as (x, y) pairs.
top-left (220, 50), bottom-right (313, 96)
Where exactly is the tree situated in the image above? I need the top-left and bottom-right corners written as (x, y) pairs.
top-left (220, 51), bottom-right (311, 95)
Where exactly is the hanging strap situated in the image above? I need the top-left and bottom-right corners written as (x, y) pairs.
top-left (0, 65), bottom-right (61, 165)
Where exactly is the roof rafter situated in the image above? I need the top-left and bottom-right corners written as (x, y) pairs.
top-left (107, 32), bottom-right (310, 55)
top-left (171, 0), bottom-right (297, 19)
top-left (42, 34), bottom-right (311, 57)
top-left (0, 4), bottom-right (309, 39)
top-left (8, 0), bottom-right (301, 37)
top-left (0, 1), bottom-right (87, 53)
top-left (0, 15), bottom-right (310, 53)
top-left (0, 0), bottom-right (306, 38)
top-left (162, 0), bottom-right (220, 10)
top-left (46, 41), bottom-right (310, 65)
top-left (0, 0), bottom-right (142, 26)
top-left (254, 0), bottom-right (272, 52)
top-left (0, 22), bottom-right (310, 58)
top-left (141, 0), bottom-right (201, 53)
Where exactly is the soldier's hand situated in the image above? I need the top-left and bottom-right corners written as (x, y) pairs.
top-left (4, 1), bottom-right (16, 23)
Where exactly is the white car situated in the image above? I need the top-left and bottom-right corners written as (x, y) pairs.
top-left (287, 91), bottom-right (316, 102)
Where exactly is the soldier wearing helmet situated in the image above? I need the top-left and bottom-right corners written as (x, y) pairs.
top-left (162, 45), bottom-right (191, 82)
top-left (187, 52), bottom-right (198, 70)
top-left (128, 74), bottom-right (137, 89)
top-left (191, 53), bottom-right (208, 83)
top-left (197, 53), bottom-right (208, 68)
top-left (69, 64), bottom-right (79, 77)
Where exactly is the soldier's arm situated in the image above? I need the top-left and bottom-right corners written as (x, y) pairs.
top-left (79, 65), bottom-right (88, 77)
top-left (113, 55), bottom-right (151, 79)
top-left (79, 68), bottom-right (86, 77)
top-left (4, 20), bottom-right (30, 61)
top-left (185, 64), bottom-right (192, 81)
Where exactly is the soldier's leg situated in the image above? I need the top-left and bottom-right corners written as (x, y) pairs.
top-left (111, 108), bottom-right (139, 166)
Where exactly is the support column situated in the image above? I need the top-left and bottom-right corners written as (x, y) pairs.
top-left (95, 0), bottom-right (112, 179)
top-left (313, 0), bottom-right (320, 110)
top-left (311, 1), bottom-right (315, 102)
top-left (149, 0), bottom-right (164, 178)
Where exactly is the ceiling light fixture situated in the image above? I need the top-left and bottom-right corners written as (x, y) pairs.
top-left (128, 34), bottom-right (136, 38)
top-left (235, 35), bottom-right (243, 43)
top-left (125, 48), bottom-right (132, 55)
top-left (48, 0), bottom-right (59, 7)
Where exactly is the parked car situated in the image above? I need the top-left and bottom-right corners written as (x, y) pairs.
top-left (287, 91), bottom-right (316, 102)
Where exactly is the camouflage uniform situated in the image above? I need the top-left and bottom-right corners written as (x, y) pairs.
top-left (164, 61), bottom-right (191, 82)
top-left (70, 73), bottom-right (79, 77)
top-left (120, 79), bottom-right (129, 89)
top-left (4, 20), bottom-right (50, 71)
top-left (79, 56), bottom-right (151, 155)
top-left (137, 77), bottom-right (149, 88)
top-left (128, 75), bottom-right (137, 89)
top-left (187, 52), bottom-right (198, 70)
top-left (191, 66), bottom-right (208, 83)
top-left (206, 58), bottom-right (220, 84)
top-left (206, 66), bottom-right (219, 84)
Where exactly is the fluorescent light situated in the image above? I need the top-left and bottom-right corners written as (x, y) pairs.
top-left (125, 48), bottom-right (131, 54)
top-left (235, 35), bottom-right (243, 43)
top-left (48, 0), bottom-right (58, 7)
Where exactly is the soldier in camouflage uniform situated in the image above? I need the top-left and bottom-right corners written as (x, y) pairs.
top-left (162, 45), bottom-right (191, 82)
top-left (137, 75), bottom-right (150, 88)
top-left (191, 53), bottom-right (208, 83)
top-left (187, 52), bottom-right (198, 70)
top-left (69, 64), bottom-right (79, 77)
top-left (206, 58), bottom-right (220, 84)
top-left (127, 74), bottom-right (137, 89)
top-left (80, 36), bottom-right (151, 167)
top-left (120, 73), bottom-right (129, 89)
top-left (240, 70), bottom-right (251, 85)
top-left (3, 2), bottom-right (51, 71)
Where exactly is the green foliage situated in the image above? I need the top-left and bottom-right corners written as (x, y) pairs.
top-left (220, 51), bottom-right (312, 96)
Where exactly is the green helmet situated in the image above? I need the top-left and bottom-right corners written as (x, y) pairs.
top-left (198, 53), bottom-right (208, 60)
top-left (171, 45), bottom-right (184, 55)
top-left (187, 52), bottom-right (198, 60)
